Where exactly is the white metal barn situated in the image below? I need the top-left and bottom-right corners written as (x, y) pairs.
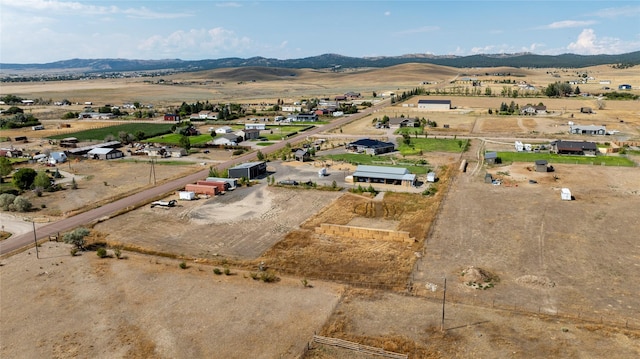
top-left (417, 99), bottom-right (451, 111)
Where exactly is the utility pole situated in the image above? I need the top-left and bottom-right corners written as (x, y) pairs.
top-left (149, 158), bottom-right (156, 185)
top-left (32, 220), bottom-right (39, 259)
top-left (441, 277), bottom-right (447, 332)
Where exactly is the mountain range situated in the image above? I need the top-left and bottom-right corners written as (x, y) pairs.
top-left (1, 52), bottom-right (639, 74)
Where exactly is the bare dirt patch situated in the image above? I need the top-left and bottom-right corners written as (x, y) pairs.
top-left (0, 242), bottom-right (343, 359)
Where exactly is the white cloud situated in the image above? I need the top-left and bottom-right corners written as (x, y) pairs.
top-left (0, 0), bottom-right (190, 19)
top-left (384, 11), bottom-right (391, 16)
top-left (542, 20), bottom-right (597, 29)
top-left (138, 27), bottom-right (252, 57)
top-left (216, 2), bottom-right (242, 8)
top-left (566, 28), bottom-right (640, 55)
top-left (394, 26), bottom-right (439, 36)
top-left (592, 5), bottom-right (640, 18)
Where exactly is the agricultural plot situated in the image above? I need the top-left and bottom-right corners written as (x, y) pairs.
top-left (496, 151), bottom-right (636, 167)
top-left (48, 123), bottom-right (174, 141)
top-left (319, 153), bottom-right (431, 174)
top-left (144, 133), bottom-right (213, 145)
top-left (398, 137), bottom-right (468, 155)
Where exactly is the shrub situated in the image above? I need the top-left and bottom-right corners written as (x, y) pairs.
top-left (70, 248), bottom-right (78, 256)
top-left (259, 271), bottom-right (278, 283)
top-left (11, 196), bottom-right (32, 212)
top-left (96, 247), bottom-right (108, 258)
top-left (250, 272), bottom-right (259, 280)
top-left (179, 261), bottom-right (188, 269)
top-left (213, 267), bottom-right (222, 275)
top-left (223, 267), bottom-right (231, 275)
top-left (113, 247), bottom-right (122, 259)
top-left (63, 227), bottom-right (90, 249)
top-left (0, 193), bottom-right (16, 210)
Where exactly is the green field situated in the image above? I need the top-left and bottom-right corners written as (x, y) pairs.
top-left (320, 153), bottom-right (430, 174)
top-left (48, 123), bottom-right (174, 141)
top-left (262, 125), bottom-right (314, 141)
top-left (496, 152), bottom-right (636, 167)
top-left (398, 137), bottom-right (468, 155)
top-left (143, 133), bottom-right (213, 145)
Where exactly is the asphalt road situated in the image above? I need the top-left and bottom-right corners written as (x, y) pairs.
top-left (0, 100), bottom-right (388, 256)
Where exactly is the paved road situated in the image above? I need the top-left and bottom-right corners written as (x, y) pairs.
top-left (0, 100), bottom-right (389, 256)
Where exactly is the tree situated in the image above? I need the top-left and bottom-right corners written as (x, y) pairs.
top-left (33, 171), bottom-right (52, 191)
top-left (0, 193), bottom-right (16, 210)
top-left (11, 196), bottom-right (32, 212)
top-left (179, 135), bottom-right (191, 151)
top-left (12, 168), bottom-right (37, 190)
top-left (134, 130), bottom-right (145, 141)
top-left (0, 157), bottom-right (12, 183)
top-left (256, 150), bottom-right (264, 161)
top-left (63, 227), bottom-right (90, 250)
top-left (574, 86), bottom-right (581, 95)
top-left (372, 91), bottom-right (377, 98)
top-left (402, 133), bottom-right (411, 145)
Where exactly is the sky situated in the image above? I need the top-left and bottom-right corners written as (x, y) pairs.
top-left (1, 0), bottom-right (639, 64)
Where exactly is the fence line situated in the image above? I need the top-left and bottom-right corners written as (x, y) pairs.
top-left (312, 335), bottom-right (408, 359)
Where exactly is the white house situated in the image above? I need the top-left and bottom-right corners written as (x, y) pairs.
top-left (215, 126), bottom-right (233, 134)
top-left (49, 152), bottom-right (68, 164)
top-left (212, 134), bottom-right (240, 146)
top-left (245, 123), bottom-right (266, 130)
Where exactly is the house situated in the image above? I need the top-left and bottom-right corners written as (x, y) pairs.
top-left (551, 140), bottom-right (598, 156)
top-left (351, 165), bottom-right (416, 187)
top-left (346, 139), bottom-right (395, 155)
top-left (215, 126), bottom-right (233, 134)
top-left (295, 113), bottom-right (318, 122)
top-left (212, 134), bottom-right (241, 146)
top-left (245, 123), bottom-right (266, 130)
top-left (294, 149), bottom-right (311, 162)
top-left (618, 84), bottom-right (632, 90)
top-left (417, 99), bottom-right (451, 111)
top-left (570, 124), bottom-right (606, 135)
top-left (520, 105), bottom-right (547, 115)
top-left (228, 161), bottom-right (267, 180)
top-left (334, 95), bottom-right (347, 101)
top-left (66, 141), bottom-right (122, 156)
top-left (388, 117), bottom-right (415, 128)
top-left (484, 152), bottom-right (499, 165)
top-left (281, 105), bottom-right (302, 112)
top-left (87, 148), bottom-right (124, 160)
top-left (236, 129), bottom-right (261, 141)
top-left (49, 152), bottom-right (68, 164)
top-left (190, 111), bottom-right (217, 120)
top-left (345, 92), bottom-right (361, 99)
top-left (535, 160), bottom-right (549, 172)
top-left (163, 114), bottom-right (180, 121)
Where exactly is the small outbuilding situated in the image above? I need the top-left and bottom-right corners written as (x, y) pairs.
top-left (484, 173), bottom-right (493, 184)
top-left (484, 152), bottom-right (499, 165)
top-left (426, 172), bottom-right (437, 183)
top-left (294, 149), bottom-right (311, 162)
top-left (535, 160), bottom-right (549, 172)
top-left (179, 191), bottom-right (196, 200)
top-left (561, 188), bottom-right (572, 201)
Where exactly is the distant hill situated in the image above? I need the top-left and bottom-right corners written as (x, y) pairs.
top-left (1, 52), bottom-right (639, 74)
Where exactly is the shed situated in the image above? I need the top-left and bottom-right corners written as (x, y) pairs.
top-left (484, 152), bottom-right (498, 165)
top-left (346, 139), bottom-right (395, 155)
top-left (295, 149), bottom-right (311, 162)
top-left (561, 188), bottom-right (572, 201)
top-left (417, 99), bottom-right (451, 111)
top-left (484, 173), bottom-right (493, 183)
top-left (534, 160), bottom-right (548, 172)
top-left (179, 191), bottom-right (196, 200)
top-left (426, 172), bottom-right (436, 183)
top-left (228, 161), bottom-right (267, 180)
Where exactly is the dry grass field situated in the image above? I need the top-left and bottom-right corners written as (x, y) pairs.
top-left (1, 63), bottom-right (639, 358)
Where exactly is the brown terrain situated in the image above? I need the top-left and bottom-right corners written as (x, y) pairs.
top-left (1, 64), bottom-right (639, 358)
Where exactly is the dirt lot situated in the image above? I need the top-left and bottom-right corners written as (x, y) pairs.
top-left (0, 242), bottom-right (343, 359)
top-left (412, 164), bottom-right (640, 329)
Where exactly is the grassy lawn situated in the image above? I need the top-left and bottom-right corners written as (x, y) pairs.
top-left (262, 125), bottom-right (313, 141)
top-left (143, 133), bottom-right (212, 145)
top-left (398, 137), bottom-right (467, 155)
top-left (48, 123), bottom-right (174, 141)
top-left (497, 152), bottom-right (636, 167)
top-left (395, 127), bottom-right (424, 135)
top-left (257, 142), bottom-right (275, 146)
top-left (320, 153), bottom-right (430, 174)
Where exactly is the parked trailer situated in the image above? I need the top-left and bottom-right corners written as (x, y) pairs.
top-left (151, 200), bottom-right (177, 208)
top-left (185, 184), bottom-right (218, 196)
top-left (196, 181), bottom-right (226, 193)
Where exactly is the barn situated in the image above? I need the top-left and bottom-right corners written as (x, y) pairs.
top-left (352, 165), bottom-right (416, 187)
top-left (417, 99), bottom-right (451, 111)
top-left (228, 161), bottom-right (267, 180)
top-left (87, 148), bottom-right (124, 160)
top-left (346, 139), bottom-right (395, 155)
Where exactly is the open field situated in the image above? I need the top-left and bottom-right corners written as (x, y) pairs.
top-left (2, 63), bottom-right (640, 357)
top-left (496, 151), bottom-right (636, 166)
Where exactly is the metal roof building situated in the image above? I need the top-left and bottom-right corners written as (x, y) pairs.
top-left (227, 161), bottom-right (267, 180)
top-left (352, 165), bottom-right (416, 186)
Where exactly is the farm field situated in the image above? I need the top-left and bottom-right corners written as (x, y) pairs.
top-left (48, 122), bottom-right (174, 141)
top-left (1, 63), bottom-right (639, 358)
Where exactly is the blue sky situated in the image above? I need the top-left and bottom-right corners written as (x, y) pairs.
top-left (1, 0), bottom-right (639, 64)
